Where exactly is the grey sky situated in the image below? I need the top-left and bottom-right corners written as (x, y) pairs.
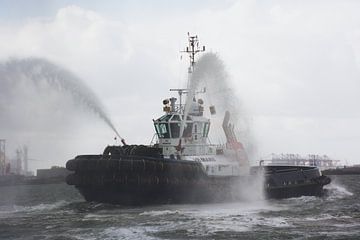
top-left (0, 0), bottom-right (359, 171)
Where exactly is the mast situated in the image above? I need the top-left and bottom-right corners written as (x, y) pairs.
top-left (180, 33), bottom-right (205, 114)
top-left (181, 32), bottom-right (206, 75)
top-left (176, 33), bottom-right (206, 152)
top-left (170, 34), bottom-right (205, 114)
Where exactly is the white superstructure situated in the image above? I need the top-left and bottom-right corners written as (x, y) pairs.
top-left (152, 34), bottom-right (249, 177)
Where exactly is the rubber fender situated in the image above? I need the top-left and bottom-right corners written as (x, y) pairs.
top-left (131, 159), bottom-right (146, 172)
top-left (66, 173), bottom-right (80, 185)
top-left (103, 145), bottom-right (112, 156)
top-left (107, 159), bottom-right (120, 170)
top-left (76, 159), bottom-right (97, 172)
top-left (172, 162), bottom-right (185, 176)
top-left (103, 145), bottom-right (124, 156)
top-left (122, 145), bottom-right (136, 155)
top-left (120, 144), bottom-right (162, 158)
top-left (316, 175), bottom-right (331, 185)
top-left (66, 159), bottom-right (77, 171)
top-left (95, 159), bottom-right (111, 171)
top-left (143, 160), bottom-right (156, 174)
top-left (154, 161), bottom-right (164, 173)
top-left (130, 145), bottom-right (147, 156)
top-left (162, 161), bottom-right (172, 172)
top-left (119, 159), bottom-right (133, 172)
top-left (129, 145), bottom-right (140, 156)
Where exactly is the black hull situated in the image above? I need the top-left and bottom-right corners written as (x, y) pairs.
top-left (257, 165), bottom-right (331, 199)
top-left (75, 182), bottom-right (328, 205)
top-left (76, 179), bottom-right (242, 205)
top-left (66, 155), bottom-right (331, 204)
top-left (266, 182), bottom-right (325, 199)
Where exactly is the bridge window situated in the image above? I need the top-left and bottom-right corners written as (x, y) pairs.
top-left (183, 123), bottom-right (193, 138)
top-left (170, 123), bottom-right (180, 138)
top-left (171, 115), bottom-right (181, 121)
top-left (203, 122), bottom-right (210, 137)
top-left (158, 115), bottom-right (172, 122)
top-left (155, 123), bottom-right (170, 138)
top-left (181, 115), bottom-right (192, 121)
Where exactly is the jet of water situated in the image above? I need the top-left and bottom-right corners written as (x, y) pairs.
top-left (0, 58), bottom-right (123, 141)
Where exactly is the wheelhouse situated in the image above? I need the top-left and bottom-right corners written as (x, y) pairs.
top-left (153, 114), bottom-right (210, 140)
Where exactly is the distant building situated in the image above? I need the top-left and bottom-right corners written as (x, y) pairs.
top-left (261, 153), bottom-right (341, 170)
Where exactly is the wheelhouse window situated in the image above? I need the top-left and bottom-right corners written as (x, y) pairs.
top-left (183, 123), bottom-right (193, 138)
top-left (170, 123), bottom-right (180, 138)
top-left (203, 122), bottom-right (210, 137)
top-left (158, 114), bottom-right (172, 121)
top-left (171, 114), bottom-right (181, 121)
top-left (154, 123), bottom-right (170, 138)
top-left (154, 114), bottom-right (198, 139)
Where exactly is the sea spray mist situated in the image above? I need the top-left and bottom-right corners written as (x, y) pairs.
top-left (188, 52), bottom-right (263, 200)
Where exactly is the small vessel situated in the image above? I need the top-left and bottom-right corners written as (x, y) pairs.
top-left (65, 34), bottom-right (331, 204)
top-left (252, 164), bottom-right (331, 199)
top-left (252, 155), bottom-right (331, 198)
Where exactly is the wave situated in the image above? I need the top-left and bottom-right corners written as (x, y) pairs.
top-left (282, 195), bottom-right (318, 204)
top-left (100, 227), bottom-right (157, 240)
top-left (136, 202), bottom-right (290, 237)
top-left (303, 213), bottom-right (352, 221)
top-left (0, 200), bottom-right (68, 214)
top-left (139, 210), bottom-right (180, 216)
top-left (325, 182), bottom-right (353, 200)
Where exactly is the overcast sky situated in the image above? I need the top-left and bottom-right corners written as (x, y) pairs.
top-left (1, 0), bottom-right (360, 171)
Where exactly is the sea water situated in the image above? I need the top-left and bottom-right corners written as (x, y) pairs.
top-left (0, 175), bottom-right (359, 239)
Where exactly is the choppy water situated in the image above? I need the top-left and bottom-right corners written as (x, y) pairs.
top-left (0, 175), bottom-right (359, 240)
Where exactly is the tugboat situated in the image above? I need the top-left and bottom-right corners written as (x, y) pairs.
top-left (66, 34), bottom-right (331, 204)
top-left (66, 34), bottom-right (250, 204)
top-left (251, 155), bottom-right (331, 198)
top-left (252, 163), bottom-right (331, 199)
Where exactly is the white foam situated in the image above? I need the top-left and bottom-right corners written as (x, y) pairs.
top-left (285, 195), bottom-right (318, 203)
top-left (325, 182), bottom-right (353, 200)
top-left (100, 227), bottom-right (157, 240)
top-left (83, 213), bottom-right (118, 221)
top-left (0, 200), bottom-right (67, 214)
top-left (316, 230), bottom-right (360, 237)
top-left (139, 210), bottom-right (179, 216)
top-left (139, 202), bottom-right (291, 236)
top-left (303, 213), bottom-right (336, 221)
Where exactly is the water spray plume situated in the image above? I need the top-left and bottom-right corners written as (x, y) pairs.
top-left (0, 58), bottom-right (124, 143)
top-left (179, 51), bottom-right (262, 200)
top-left (183, 52), bottom-right (256, 159)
